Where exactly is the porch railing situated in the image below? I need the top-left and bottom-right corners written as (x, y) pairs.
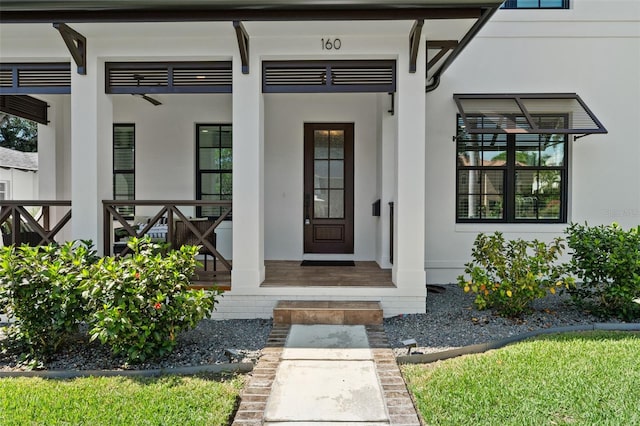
top-left (102, 200), bottom-right (232, 271)
top-left (0, 201), bottom-right (72, 246)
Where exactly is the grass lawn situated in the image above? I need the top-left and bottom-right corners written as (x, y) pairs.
top-left (0, 374), bottom-right (244, 426)
top-left (402, 331), bottom-right (640, 426)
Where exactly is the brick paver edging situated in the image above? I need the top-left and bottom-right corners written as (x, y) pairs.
top-left (397, 322), bottom-right (640, 365)
top-left (366, 324), bottom-right (422, 426)
top-left (232, 324), bottom-right (290, 426)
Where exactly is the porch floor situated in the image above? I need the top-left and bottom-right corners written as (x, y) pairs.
top-left (191, 260), bottom-right (395, 290)
top-left (261, 260), bottom-right (394, 288)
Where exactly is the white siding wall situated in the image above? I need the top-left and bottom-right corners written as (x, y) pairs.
top-left (424, 0), bottom-right (640, 284)
top-left (0, 168), bottom-right (37, 201)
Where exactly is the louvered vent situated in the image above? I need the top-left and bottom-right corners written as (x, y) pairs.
top-left (0, 63), bottom-right (71, 94)
top-left (331, 66), bottom-right (394, 87)
top-left (264, 66), bottom-right (328, 87)
top-left (173, 68), bottom-right (232, 87)
top-left (263, 60), bottom-right (396, 93)
top-left (106, 62), bottom-right (232, 94)
top-left (18, 68), bottom-right (71, 87)
top-left (0, 70), bottom-right (12, 88)
top-left (108, 69), bottom-right (169, 89)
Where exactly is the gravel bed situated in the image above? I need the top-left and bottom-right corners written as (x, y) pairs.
top-left (384, 284), bottom-right (610, 357)
top-left (0, 318), bottom-right (272, 372)
top-left (0, 285), bottom-right (617, 371)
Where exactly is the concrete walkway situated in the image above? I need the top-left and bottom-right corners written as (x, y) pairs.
top-left (233, 324), bottom-right (421, 425)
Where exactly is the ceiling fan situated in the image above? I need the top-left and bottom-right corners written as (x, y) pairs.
top-left (132, 74), bottom-right (162, 106)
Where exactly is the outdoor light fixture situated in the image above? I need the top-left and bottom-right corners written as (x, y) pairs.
top-left (402, 338), bottom-right (417, 355)
top-left (224, 348), bottom-right (242, 362)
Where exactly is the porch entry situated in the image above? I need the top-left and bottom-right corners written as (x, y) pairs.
top-left (303, 123), bottom-right (354, 254)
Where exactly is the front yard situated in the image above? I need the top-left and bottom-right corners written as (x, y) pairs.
top-left (402, 331), bottom-right (640, 425)
top-left (0, 374), bottom-right (244, 426)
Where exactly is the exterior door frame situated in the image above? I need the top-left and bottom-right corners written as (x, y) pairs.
top-left (303, 122), bottom-right (354, 254)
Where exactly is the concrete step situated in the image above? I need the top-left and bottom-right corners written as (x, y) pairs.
top-left (273, 300), bottom-right (383, 325)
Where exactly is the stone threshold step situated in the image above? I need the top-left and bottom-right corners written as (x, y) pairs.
top-left (273, 300), bottom-right (383, 326)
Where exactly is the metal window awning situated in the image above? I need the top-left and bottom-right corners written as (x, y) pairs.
top-left (453, 93), bottom-right (608, 136)
top-left (0, 95), bottom-right (48, 124)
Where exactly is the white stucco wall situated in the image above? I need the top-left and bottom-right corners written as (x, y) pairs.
top-left (424, 0), bottom-right (640, 284)
top-left (263, 92), bottom-right (379, 261)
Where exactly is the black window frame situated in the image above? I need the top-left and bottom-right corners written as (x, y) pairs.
top-left (501, 0), bottom-right (569, 9)
top-left (195, 123), bottom-right (232, 220)
top-left (456, 115), bottom-right (569, 224)
top-left (112, 123), bottom-right (135, 220)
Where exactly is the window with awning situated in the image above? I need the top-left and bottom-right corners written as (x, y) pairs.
top-left (453, 93), bottom-right (607, 139)
top-left (453, 93), bottom-right (607, 224)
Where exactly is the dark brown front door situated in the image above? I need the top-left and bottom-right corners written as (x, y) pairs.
top-left (304, 123), bottom-right (354, 254)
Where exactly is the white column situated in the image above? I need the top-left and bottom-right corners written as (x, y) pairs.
top-left (392, 35), bottom-right (427, 293)
top-left (231, 50), bottom-right (265, 291)
top-left (37, 98), bottom-right (59, 201)
top-left (376, 93), bottom-right (397, 269)
top-left (38, 96), bottom-right (67, 240)
top-left (70, 56), bottom-right (113, 251)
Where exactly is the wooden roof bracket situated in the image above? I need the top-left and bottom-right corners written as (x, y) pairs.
top-left (427, 40), bottom-right (459, 72)
top-left (53, 23), bottom-right (86, 75)
top-left (233, 21), bottom-right (250, 74)
top-left (409, 19), bottom-right (424, 73)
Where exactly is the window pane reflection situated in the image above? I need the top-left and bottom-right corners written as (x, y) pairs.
top-left (329, 190), bottom-right (344, 218)
top-left (314, 131), bottom-right (329, 159)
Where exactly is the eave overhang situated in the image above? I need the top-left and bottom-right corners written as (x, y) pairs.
top-left (454, 93), bottom-right (608, 136)
top-left (0, 1), bottom-right (503, 90)
top-left (0, 1), bottom-right (502, 23)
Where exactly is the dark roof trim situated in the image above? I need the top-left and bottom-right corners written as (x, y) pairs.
top-left (0, 7), bottom-right (486, 23)
top-left (453, 93), bottom-right (608, 136)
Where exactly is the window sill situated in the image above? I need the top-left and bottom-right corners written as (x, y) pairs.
top-left (455, 223), bottom-right (568, 234)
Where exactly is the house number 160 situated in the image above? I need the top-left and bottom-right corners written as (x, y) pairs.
top-left (321, 38), bottom-right (342, 50)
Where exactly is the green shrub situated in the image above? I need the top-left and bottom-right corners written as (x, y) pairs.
top-left (0, 241), bottom-right (97, 360)
top-left (84, 237), bottom-right (219, 363)
top-left (457, 232), bottom-right (573, 317)
top-left (566, 222), bottom-right (640, 320)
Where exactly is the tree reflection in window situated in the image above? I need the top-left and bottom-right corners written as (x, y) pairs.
top-left (456, 115), bottom-right (567, 223)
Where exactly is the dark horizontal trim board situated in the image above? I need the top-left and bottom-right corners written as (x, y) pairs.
top-left (0, 7), bottom-right (487, 23)
top-left (301, 260), bottom-right (356, 267)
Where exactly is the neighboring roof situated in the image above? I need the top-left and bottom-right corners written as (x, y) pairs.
top-left (0, 146), bottom-right (38, 171)
top-left (0, 0), bottom-right (503, 22)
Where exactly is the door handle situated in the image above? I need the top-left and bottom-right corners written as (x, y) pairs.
top-left (304, 193), bottom-right (311, 225)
